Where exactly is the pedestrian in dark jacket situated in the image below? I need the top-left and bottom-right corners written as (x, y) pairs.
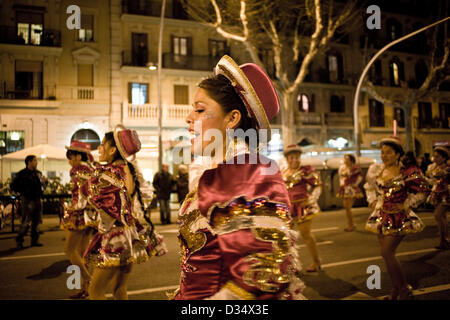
top-left (11, 155), bottom-right (47, 248)
top-left (152, 164), bottom-right (174, 224)
top-left (175, 165), bottom-right (189, 204)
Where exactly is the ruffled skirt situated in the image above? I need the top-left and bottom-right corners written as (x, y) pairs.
top-left (365, 208), bottom-right (425, 236)
top-left (61, 208), bottom-right (96, 231)
top-left (83, 224), bottom-right (167, 268)
top-left (336, 186), bottom-right (364, 199)
top-left (291, 199), bottom-right (320, 224)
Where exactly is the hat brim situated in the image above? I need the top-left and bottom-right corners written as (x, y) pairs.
top-left (214, 55), bottom-right (272, 140)
top-left (113, 124), bottom-right (136, 162)
top-left (283, 147), bottom-right (302, 157)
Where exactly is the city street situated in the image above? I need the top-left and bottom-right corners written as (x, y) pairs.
top-left (0, 206), bottom-right (449, 300)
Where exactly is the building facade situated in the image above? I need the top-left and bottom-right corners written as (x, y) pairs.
top-left (1, 0), bottom-right (448, 183)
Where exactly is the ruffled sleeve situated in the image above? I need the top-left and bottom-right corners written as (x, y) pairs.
top-left (364, 163), bottom-right (382, 205)
top-left (81, 163), bottom-right (133, 232)
top-left (402, 166), bottom-right (430, 209)
top-left (303, 166), bottom-right (322, 203)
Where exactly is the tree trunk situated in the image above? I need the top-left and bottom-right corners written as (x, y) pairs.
top-left (280, 91), bottom-right (296, 147)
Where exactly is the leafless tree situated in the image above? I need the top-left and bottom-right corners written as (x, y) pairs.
top-left (182, 0), bottom-right (360, 146)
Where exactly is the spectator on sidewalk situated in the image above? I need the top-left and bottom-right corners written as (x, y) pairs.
top-left (153, 164), bottom-right (174, 224)
top-left (175, 165), bottom-right (189, 204)
top-left (11, 155), bottom-right (47, 248)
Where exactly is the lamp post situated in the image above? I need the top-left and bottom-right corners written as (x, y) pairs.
top-left (157, 0), bottom-right (167, 171)
top-left (353, 16), bottom-right (450, 156)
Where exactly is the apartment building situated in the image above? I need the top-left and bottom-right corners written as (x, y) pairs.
top-left (293, 1), bottom-right (450, 156)
top-left (0, 0), bottom-right (111, 180)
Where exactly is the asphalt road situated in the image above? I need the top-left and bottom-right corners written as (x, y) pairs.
top-left (0, 206), bottom-right (449, 300)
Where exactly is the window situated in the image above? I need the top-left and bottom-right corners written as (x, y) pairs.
top-left (369, 60), bottom-right (383, 85)
top-left (415, 59), bottom-right (428, 87)
top-left (128, 83), bottom-right (149, 104)
top-left (132, 33), bottom-right (148, 66)
top-left (438, 103), bottom-right (450, 128)
top-left (389, 58), bottom-right (405, 87)
top-left (259, 49), bottom-right (275, 78)
top-left (418, 102), bottom-right (432, 128)
top-left (172, 36), bottom-right (191, 56)
top-left (369, 99), bottom-right (385, 127)
top-left (387, 19), bottom-right (402, 41)
top-left (15, 60), bottom-right (43, 99)
top-left (209, 40), bottom-right (226, 58)
top-left (327, 53), bottom-right (343, 83)
top-left (174, 85), bottom-right (189, 105)
top-left (298, 94), bottom-right (314, 113)
top-left (0, 131), bottom-right (25, 156)
top-left (78, 14), bottom-right (94, 42)
top-left (330, 95), bottom-right (345, 113)
top-left (77, 64), bottom-right (93, 87)
top-left (16, 10), bottom-right (43, 45)
top-left (71, 129), bottom-right (101, 150)
top-left (394, 107), bottom-right (405, 128)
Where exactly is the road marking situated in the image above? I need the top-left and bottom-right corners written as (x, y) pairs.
top-left (158, 229), bottom-right (178, 234)
top-left (322, 248), bottom-right (438, 269)
top-left (312, 227), bottom-right (339, 233)
top-left (299, 240), bottom-right (333, 248)
top-left (0, 252), bottom-right (65, 261)
top-left (159, 226), bottom-right (340, 234)
top-left (105, 285), bottom-right (179, 298)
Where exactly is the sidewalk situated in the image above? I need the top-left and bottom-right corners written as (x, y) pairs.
top-left (0, 206), bottom-right (182, 235)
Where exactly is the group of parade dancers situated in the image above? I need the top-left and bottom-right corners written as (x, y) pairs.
top-left (61, 55), bottom-right (449, 300)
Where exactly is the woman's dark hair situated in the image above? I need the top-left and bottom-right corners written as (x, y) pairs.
top-left (66, 150), bottom-right (88, 162)
top-left (198, 74), bottom-right (258, 146)
top-left (381, 141), bottom-right (405, 157)
top-left (401, 151), bottom-right (418, 167)
top-left (104, 132), bottom-right (124, 162)
top-left (434, 148), bottom-right (449, 161)
top-left (345, 154), bottom-right (356, 164)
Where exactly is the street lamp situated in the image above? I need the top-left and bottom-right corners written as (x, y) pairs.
top-left (353, 16), bottom-right (450, 156)
top-left (157, 0), bottom-right (167, 171)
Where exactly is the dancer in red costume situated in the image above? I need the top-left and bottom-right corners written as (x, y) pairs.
top-left (82, 126), bottom-right (166, 299)
top-left (336, 154), bottom-right (363, 232)
top-left (282, 144), bottom-right (322, 272)
top-left (425, 146), bottom-right (450, 250)
top-left (364, 137), bottom-right (429, 299)
top-left (173, 55), bottom-right (304, 300)
top-left (62, 140), bottom-right (95, 299)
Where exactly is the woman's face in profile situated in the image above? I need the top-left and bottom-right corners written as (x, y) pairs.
top-left (186, 88), bottom-right (230, 156)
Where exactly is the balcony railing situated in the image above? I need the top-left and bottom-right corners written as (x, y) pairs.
top-left (124, 103), bottom-right (191, 126)
top-left (0, 25), bottom-right (61, 47)
top-left (122, 50), bottom-right (149, 67)
top-left (325, 113), bottom-right (354, 126)
top-left (296, 112), bottom-right (323, 126)
top-left (163, 53), bottom-right (222, 71)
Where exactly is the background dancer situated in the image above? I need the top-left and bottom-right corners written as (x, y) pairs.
top-left (425, 147), bottom-right (450, 250)
top-left (337, 154), bottom-right (363, 232)
top-left (364, 137), bottom-right (429, 300)
top-left (82, 126), bottom-right (166, 300)
top-left (282, 144), bottom-right (322, 272)
top-left (62, 140), bottom-right (95, 299)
